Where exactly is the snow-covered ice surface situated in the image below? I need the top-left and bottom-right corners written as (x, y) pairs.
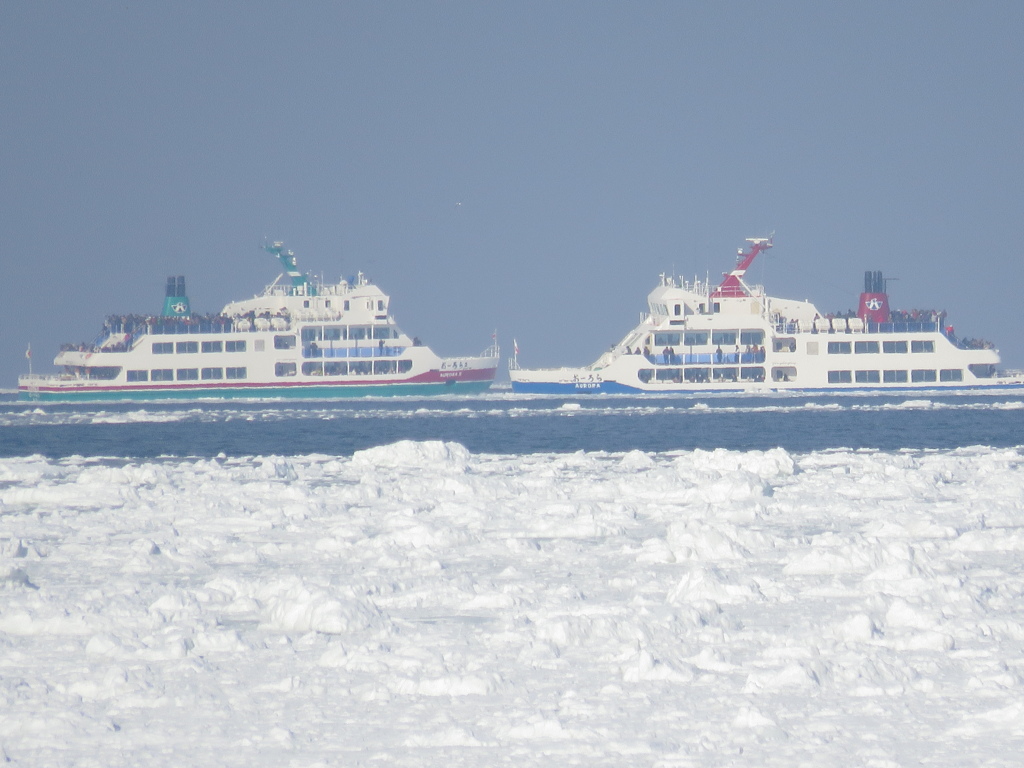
top-left (3, 441), bottom-right (1024, 765)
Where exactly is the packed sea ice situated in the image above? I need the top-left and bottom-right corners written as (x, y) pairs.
top-left (2, 441), bottom-right (1023, 766)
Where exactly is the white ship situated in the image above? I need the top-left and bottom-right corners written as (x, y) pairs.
top-left (19, 243), bottom-right (499, 401)
top-left (510, 237), bottom-right (1023, 394)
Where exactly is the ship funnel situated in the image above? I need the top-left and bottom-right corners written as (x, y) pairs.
top-left (858, 270), bottom-right (890, 323)
top-left (161, 275), bottom-right (192, 318)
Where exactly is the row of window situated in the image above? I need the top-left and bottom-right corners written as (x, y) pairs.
top-left (276, 359), bottom-right (413, 377)
top-left (128, 357), bottom-right (417, 381)
top-left (653, 330), bottom-right (765, 348)
top-left (300, 325), bottom-right (399, 342)
top-left (127, 368), bottom-right (247, 382)
top-left (827, 340), bottom-right (934, 355)
top-left (654, 302), bottom-right (720, 316)
top-left (633, 366), bottom-right (966, 385)
top-left (650, 351), bottom-right (766, 365)
top-left (638, 367), bottom-right (767, 384)
top-left (827, 369), bottom-right (963, 383)
top-left (300, 299), bottom-right (385, 311)
top-left (152, 332), bottom-right (410, 356)
top-left (153, 340), bottom-right (248, 354)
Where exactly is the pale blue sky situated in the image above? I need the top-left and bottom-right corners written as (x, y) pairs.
top-left (3, 2), bottom-right (1022, 387)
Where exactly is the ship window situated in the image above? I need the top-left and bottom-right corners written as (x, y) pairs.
top-left (398, 360), bottom-right (412, 374)
top-left (940, 369), bottom-right (963, 382)
top-left (674, 304), bottom-right (681, 316)
top-left (324, 361), bottom-right (347, 376)
top-left (911, 369), bottom-right (937, 383)
top-left (638, 369), bottom-right (653, 383)
top-left (684, 368), bottom-right (711, 383)
top-left (151, 369), bottom-right (173, 381)
top-left (152, 342), bottom-right (173, 355)
top-left (303, 300), bottom-right (310, 309)
top-left (827, 342), bottom-right (852, 354)
top-left (301, 327), bottom-right (323, 342)
top-left (740, 367), bottom-right (765, 381)
top-left (713, 367), bottom-right (738, 381)
top-left (349, 326), bottom-right (369, 341)
top-left (655, 367), bottom-right (682, 382)
top-left (827, 370), bottom-right (852, 383)
top-left (325, 301), bottom-right (331, 308)
top-left (274, 335), bottom-right (296, 350)
top-left (275, 362), bottom-right (297, 377)
top-left (350, 360), bottom-right (372, 375)
top-left (343, 300), bottom-right (350, 311)
top-left (373, 326), bottom-right (394, 340)
top-left (683, 332), bottom-right (708, 346)
top-left (969, 364), bottom-right (995, 379)
top-left (883, 370), bottom-right (908, 383)
top-left (201, 367), bottom-right (223, 380)
top-left (176, 341), bottom-right (198, 354)
top-left (176, 368), bottom-right (198, 381)
top-left (911, 340), bottom-right (934, 353)
top-left (323, 326), bottom-right (345, 341)
top-left (740, 330), bottom-right (764, 346)
top-left (712, 303), bottom-right (721, 313)
top-left (302, 362), bottom-right (324, 376)
top-left (654, 333), bottom-right (681, 347)
top-left (374, 360), bottom-right (397, 375)
top-left (883, 340), bottom-right (908, 354)
top-left (127, 370), bottom-right (148, 382)
top-left (378, 300), bottom-right (385, 311)
top-left (201, 341), bottom-right (222, 353)
top-left (226, 367), bottom-right (246, 379)
top-left (855, 370), bottom-right (880, 383)
top-left (711, 331), bottom-right (737, 346)
top-left (855, 341), bottom-right (879, 354)
top-left (773, 338), bottom-right (796, 353)
top-left (225, 340), bottom-right (246, 352)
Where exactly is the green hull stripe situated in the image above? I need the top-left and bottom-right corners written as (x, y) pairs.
top-left (20, 380), bottom-right (494, 402)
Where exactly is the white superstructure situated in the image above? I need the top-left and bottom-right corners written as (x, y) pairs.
top-left (19, 242), bottom-right (499, 401)
top-left (511, 237), bottom-right (1022, 394)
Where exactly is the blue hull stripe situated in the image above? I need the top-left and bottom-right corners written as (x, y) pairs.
top-left (510, 381), bottom-right (1024, 395)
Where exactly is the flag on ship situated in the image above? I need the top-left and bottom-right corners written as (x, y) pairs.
top-left (25, 344), bottom-right (31, 360)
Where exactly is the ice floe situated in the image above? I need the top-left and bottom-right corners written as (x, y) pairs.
top-left (1, 442), bottom-right (1023, 765)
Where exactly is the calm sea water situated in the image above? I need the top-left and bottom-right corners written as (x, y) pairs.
top-left (2, 390), bottom-right (1023, 458)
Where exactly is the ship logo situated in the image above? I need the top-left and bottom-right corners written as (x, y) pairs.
top-left (865, 298), bottom-right (882, 310)
top-left (171, 302), bottom-right (188, 314)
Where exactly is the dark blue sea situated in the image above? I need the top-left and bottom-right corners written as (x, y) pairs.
top-left (2, 389), bottom-right (1023, 458)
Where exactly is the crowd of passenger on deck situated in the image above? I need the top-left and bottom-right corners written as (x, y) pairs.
top-left (61, 311), bottom-right (289, 354)
top-left (61, 309), bottom-right (296, 354)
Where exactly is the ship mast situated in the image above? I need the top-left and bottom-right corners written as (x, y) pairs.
top-left (711, 237), bottom-right (773, 298)
top-left (264, 241), bottom-right (316, 296)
